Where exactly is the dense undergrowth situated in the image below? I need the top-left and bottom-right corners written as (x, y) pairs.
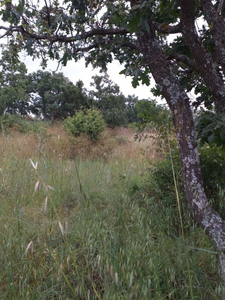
top-left (0, 119), bottom-right (224, 299)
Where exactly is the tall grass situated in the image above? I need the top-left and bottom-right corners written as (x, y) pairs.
top-left (0, 122), bottom-right (221, 299)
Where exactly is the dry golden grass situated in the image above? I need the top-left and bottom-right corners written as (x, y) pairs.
top-left (0, 132), bottom-right (40, 159)
top-left (109, 127), bottom-right (162, 161)
top-left (0, 122), bottom-right (161, 163)
top-left (0, 122), bottom-right (218, 300)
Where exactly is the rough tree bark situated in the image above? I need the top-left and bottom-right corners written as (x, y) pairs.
top-left (201, 0), bottom-right (225, 76)
top-left (134, 12), bottom-right (225, 280)
top-left (180, 0), bottom-right (225, 114)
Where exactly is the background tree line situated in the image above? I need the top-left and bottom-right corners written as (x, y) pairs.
top-left (1, 45), bottom-right (221, 149)
top-left (0, 47), bottom-right (167, 129)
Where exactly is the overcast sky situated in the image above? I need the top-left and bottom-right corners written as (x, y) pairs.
top-left (0, 0), bottom-right (165, 103)
top-left (21, 53), bottom-right (157, 100)
top-left (0, 34), bottom-right (160, 101)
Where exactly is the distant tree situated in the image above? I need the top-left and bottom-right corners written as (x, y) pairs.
top-left (135, 99), bottom-right (171, 146)
top-left (89, 73), bottom-right (128, 127)
top-left (28, 71), bottom-right (88, 120)
top-left (125, 94), bottom-right (139, 124)
top-left (136, 99), bottom-right (170, 128)
top-left (0, 45), bottom-right (29, 116)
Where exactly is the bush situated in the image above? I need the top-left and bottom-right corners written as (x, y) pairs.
top-left (103, 108), bottom-right (128, 128)
top-left (127, 145), bottom-right (225, 235)
top-left (0, 113), bottom-right (20, 128)
top-left (0, 114), bottom-right (47, 134)
top-left (146, 146), bottom-right (225, 219)
top-left (199, 146), bottom-right (225, 199)
top-left (195, 111), bottom-right (225, 148)
top-left (64, 108), bottom-right (106, 140)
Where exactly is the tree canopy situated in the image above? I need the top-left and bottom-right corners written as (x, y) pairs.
top-left (89, 73), bottom-right (129, 127)
top-left (28, 70), bottom-right (89, 120)
top-left (1, 0), bottom-right (225, 280)
top-left (0, 51), bottom-right (143, 123)
top-left (0, 46), bottom-right (29, 115)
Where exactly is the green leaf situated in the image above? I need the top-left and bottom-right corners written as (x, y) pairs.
top-left (141, 73), bottom-right (150, 86)
top-left (140, 17), bottom-right (151, 34)
top-left (25, 38), bottom-right (34, 56)
top-left (132, 78), bottom-right (139, 88)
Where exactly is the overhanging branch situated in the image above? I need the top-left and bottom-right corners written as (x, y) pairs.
top-left (0, 25), bottom-right (130, 44)
top-left (0, 26), bottom-right (12, 39)
top-left (167, 51), bottom-right (200, 72)
top-left (71, 38), bottom-right (138, 54)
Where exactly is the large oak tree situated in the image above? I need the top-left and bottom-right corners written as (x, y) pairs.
top-left (0, 45), bottom-right (29, 115)
top-left (1, 0), bottom-right (225, 279)
top-left (28, 70), bottom-right (89, 120)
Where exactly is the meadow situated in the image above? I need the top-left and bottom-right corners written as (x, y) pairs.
top-left (0, 122), bottom-right (222, 299)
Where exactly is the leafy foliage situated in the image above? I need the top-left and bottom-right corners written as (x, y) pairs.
top-left (89, 73), bottom-right (129, 127)
top-left (195, 111), bottom-right (225, 148)
top-left (136, 99), bottom-right (170, 127)
top-left (1, 0), bottom-right (225, 282)
top-left (147, 146), bottom-right (225, 219)
top-left (28, 71), bottom-right (89, 120)
top-left (0, 113), bottom-right (21, 129)
top-left (134, 99), bottom-right (172, 150)
top-left (0, 0), bottom-right (224, 115)
top-left (0, 46), bottom-right (29, 115)
top-left (0, 52), bottom-right (140, 127)
top-left (0, 113), bottom-right (48, 134)
top-left (64, 108), bottom-right (106, 140)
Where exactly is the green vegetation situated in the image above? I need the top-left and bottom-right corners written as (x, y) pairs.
top-left (145, 145), bottom-right (225, 221)
top-left (0, 114), bottom-right (48, 134)
top-left (0, 46), bottom-right (29, 116)
top-left (0, 122), bottom-right (223, 299)
top-left (64, 108), bottom-right (106, 141)
top-left (28, 71), bottom-right (90, 120)
top-left (89, 73), bottom-right (136, 127)
top-left (2, 0), bottom-right (225, 282)
top-left (195, 111), bottom-right (225, 148)
top-left (1, 0), bottom-right (225, 292)
top-left (0, 51), bottom-right (149, 127)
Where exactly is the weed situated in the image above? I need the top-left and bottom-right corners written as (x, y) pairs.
top-left (0, 122), bottom-right (222, 299)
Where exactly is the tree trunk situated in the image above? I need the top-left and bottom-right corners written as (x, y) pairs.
top-left (135, 13), bottom-right (225, 280)
top-left (180, 0), bottom-right (225, 114)
top-left (201, 0), bottom-right (225, 77)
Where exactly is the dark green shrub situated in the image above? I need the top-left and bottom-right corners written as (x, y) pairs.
top-left (127, 146), bottom-right (225, 236)
top-left (195, 111), bottom-right (225, 148)
top-left (103, 108), bottom-right (128, 128)
top-left (199, 146), bottom-right (225, 205)
top-left (64, 110), bottom-right (85, 136)
top-left (147, 146), bottom-right (225, 219)
top-left (64, 108), bottom-right (106, 140)
top-left (148, 150), bottom-right (185, 206)
top-left (0, 113), bottom-right (20, 128)
top-left (0, 114), bottom-right (47, 134)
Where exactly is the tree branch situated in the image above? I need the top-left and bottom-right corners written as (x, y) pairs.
top-left (153, 22), bottom-right (181, 34)
top-left (44, 0), bottom-right (51, 28)
top-left (217, 0), bottom-right (224, 15)
top-left (180, 0), bottom-right (225, 113)
top-left (167, 52), bottom-right (200, 72)
top-left (201, 0), bottom-right (225, 76)
top-left (4, 25), bottom-right (130, 44)
top-left (0, 26), bottom-right (12, 39)
top-left (71, 38), bottom-right (137, 54)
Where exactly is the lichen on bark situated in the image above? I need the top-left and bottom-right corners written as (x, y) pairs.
top-left (135, 10), bottom-right (225, 281)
